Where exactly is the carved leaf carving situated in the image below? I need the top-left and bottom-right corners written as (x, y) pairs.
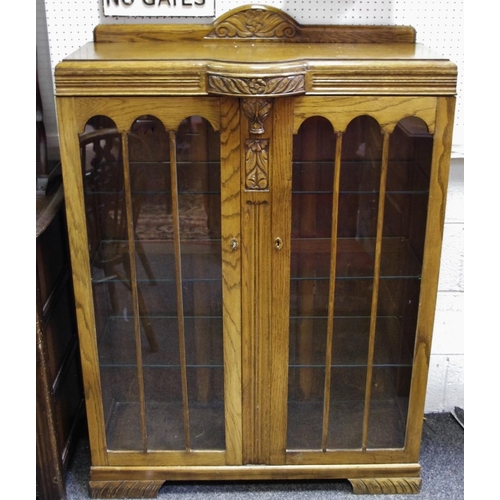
top-left (208, 8), bottom-right (297, 39)
top-left (349, 478), bottom-right (422, 494)
top-left (208, 75), bottom-right (305, 97)
top-left (242, 99), bottom-right (272, 135)
top-left (90, 480), bottom-right (164, 498)
top-left (245, 139), bottom-right (269, 190)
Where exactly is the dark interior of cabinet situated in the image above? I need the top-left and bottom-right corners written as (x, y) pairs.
top-left (287, 115), bottom-right (433, 451)
top-left (79, 115), bottom-right (225, 452)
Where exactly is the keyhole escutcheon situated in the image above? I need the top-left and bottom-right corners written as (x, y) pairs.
top-left (275, 237), bottom-right (283, 250)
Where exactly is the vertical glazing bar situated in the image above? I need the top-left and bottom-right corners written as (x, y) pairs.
top-left (122, 132), bottom-right (148, 453)
top-left (169, 130), bottom-right (191, 451)
top-left (321, 132), bottom-right (343, 451)
top-left (362, 131), bottom-right (390, 450)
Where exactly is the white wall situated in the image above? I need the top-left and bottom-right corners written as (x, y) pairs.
top-left (425, 156), bottom-right (464, 412)
top-left (37, 0), bottom-right (464, 413)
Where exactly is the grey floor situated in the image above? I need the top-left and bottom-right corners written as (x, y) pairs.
top-left (65, 412), bottom-right (463, 500)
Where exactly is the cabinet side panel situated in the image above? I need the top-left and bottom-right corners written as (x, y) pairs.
top-left (405, 96), bottom-right (456, 459)
top-left (56, 96), bottom-right (108, 465)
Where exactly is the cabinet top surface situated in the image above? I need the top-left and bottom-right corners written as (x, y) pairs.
top-left (63, 39), bottom-right (446, 63)
top-left (55, 5), bottom-right (457, 97)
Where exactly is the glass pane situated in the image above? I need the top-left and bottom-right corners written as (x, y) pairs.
top-left (81, 114), bottom-right (224, 452)
top-left (288, 116), bottom-right (336, 450)
top-left (176, 116), bottom-right (225, 450)
top-left (80, 115), bottom-right (144, 451)
top-left (327, 116), bottom-right (382, 449)
top-left (128, 115), bottom-right (224, 451)
top-left (127, 115), bottom-right (186, 451)
top-left (368, 117), bottom-right (433, 448)
top-left (287, 115), bottom-right (389, 452)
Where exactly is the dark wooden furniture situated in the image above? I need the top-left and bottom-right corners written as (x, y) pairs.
top-left (36, 184), bottom-right (86, 500)
top-left (36, 64), bottom-right (85, 499)
top-left (54, 5), bottom-right (456, 497)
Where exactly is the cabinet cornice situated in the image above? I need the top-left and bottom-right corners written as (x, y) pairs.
top-left (308, 61), bottom-right (457, 96)
top-left (55, 60), bottom-right (456, 97)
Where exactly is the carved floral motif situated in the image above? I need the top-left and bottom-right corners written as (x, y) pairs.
top-left (242, 99), bottom-right (272, 135)
top-left (208, 75), bottom-right (305, 97)
top-left (208, 8), bottom-right (297, 39)
top-left (245, 139), bottom-right (269, 190)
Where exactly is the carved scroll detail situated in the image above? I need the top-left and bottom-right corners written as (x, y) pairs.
top-left (207, 75), bottom-right (305, 97)
top-left (245, 139), bottom-right (269, 190)
top-left (349, 477), bottom-right (422, 495)
top-left (242, 99), bottom-right (272, 135)
top-left (207, 7), bottom-right (297, 39)
top-left (90, 480), bottom-right (164, 499)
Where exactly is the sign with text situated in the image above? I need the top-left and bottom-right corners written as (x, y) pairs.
top-left (103, 0), bottom-right (215, 17)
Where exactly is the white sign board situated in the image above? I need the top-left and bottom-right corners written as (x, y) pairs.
top-left (103, 0), bottom-right (216, 17)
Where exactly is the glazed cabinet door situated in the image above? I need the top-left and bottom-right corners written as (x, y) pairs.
top-left (57, 96), bottom-right (242, 467)
top-left (271, 96), bottom-right (454, 465)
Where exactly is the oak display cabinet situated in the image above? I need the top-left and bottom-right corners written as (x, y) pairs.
top-left (55, 5), bottom-right (457, 498)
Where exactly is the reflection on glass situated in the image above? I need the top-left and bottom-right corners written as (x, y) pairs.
top-left (80, 114), bottom-right (224, 452)
top-left (176, 116), bottom-right (224, 450)
top-left (80, 115), bottom-right (144, 450)
top-left (288, 116), bottom-right (336, 450)
top-left (287, 114), bottom-right (432, 452)
top-left (326, 116), bottom-right (382, 449)
top-left (368, 117), bottom-right (433, 448)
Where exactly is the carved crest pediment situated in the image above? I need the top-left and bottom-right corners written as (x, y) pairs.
top-left (206, 5), bottom-right (298, 40)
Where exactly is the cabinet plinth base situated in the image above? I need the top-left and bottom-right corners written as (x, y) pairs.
top-left (90, 464), bottom-right (421, 498)
top-left (349, 477), bottom-right (422, 494)
top-left (89, 480), bottom-right (164, 499)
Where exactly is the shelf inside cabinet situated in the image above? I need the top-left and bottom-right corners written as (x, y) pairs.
top-left (105, 400), bottom-right (226, 451)
top-left (289, 315), bottom-right (414, 368)
top-left (287, 396), bottom-right (409, 451)
top-left (98, 315), bottom-right (223, 368)
top-left (290, 237), bottom-right (422, 279)
top-left (292, 160), bottom-right (430, 195)
top-left (91, 239), bottom-right (223, 283)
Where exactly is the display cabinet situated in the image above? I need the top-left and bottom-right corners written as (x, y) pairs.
top-left (55, 5), bottom-right (456, 497)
